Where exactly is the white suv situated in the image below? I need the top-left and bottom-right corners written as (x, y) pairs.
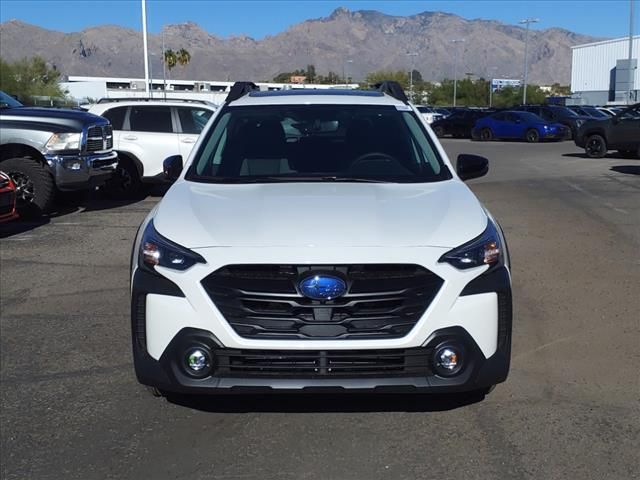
top-left (89, 99), bottom-right (215, 196)
top-left (131, 82), bottom-right (512, 397)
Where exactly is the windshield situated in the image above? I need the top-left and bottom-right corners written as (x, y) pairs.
top-left (0, 91), bottom-right (23, 109)
top-left (186, 104), bottom-right (451, 183)
top-left (581, 106), bottom-right (608, 118)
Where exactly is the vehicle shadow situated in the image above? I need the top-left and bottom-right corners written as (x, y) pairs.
top-left (610, 165), bottom-right (640, 175)
top-left (165, 391), bottom-right (486, 413)
top-left (563, 152), bottom-right (639, 160)
top-left (0, 187), bottom-right (164, 238)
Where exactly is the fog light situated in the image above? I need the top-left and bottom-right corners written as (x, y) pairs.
top-left (433, 345), bottom-right (464, 377)
top-left (184, 348), bottom-right (212, 377)
top-left (63, 160), bottom-right (82, 171)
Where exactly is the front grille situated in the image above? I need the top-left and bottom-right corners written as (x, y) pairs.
top-left (202, 264), bottom-right (443, 340)
top-left (214, 348), bottom-right (433, 377)
top-left (85, 125), bottom-right (113, 152)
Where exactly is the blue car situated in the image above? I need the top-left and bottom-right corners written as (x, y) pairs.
top-left (472, 111), bottom-right (567, 142)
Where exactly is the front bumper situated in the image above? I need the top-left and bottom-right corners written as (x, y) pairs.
top-left (131, 263), bottom-right (512, 394)
top-left (45, 151), bottom-right (118, 190)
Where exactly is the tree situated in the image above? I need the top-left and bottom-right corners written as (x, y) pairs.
top-left (164, 48), bottom-right (190, 77)
top-left (0, 56), bottom-right (64, 103)
top-left (365, 70), bottom-right (410, 90)
top-left (306, 64), bottom-right (316, 83)
top-left (176, 48), bottom-right (191, 67)
top-left (163, 49), bottom-right (177, 75)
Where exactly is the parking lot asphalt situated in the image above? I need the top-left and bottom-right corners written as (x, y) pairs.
top-left (1, 140), bottom-right (639, 480)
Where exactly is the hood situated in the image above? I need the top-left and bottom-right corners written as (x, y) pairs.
top-left (0, 107), bottom-right (108, 132)
top-left (154, 180), bottom-right (488, 249)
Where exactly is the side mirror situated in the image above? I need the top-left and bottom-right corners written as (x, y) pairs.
top-left (163, 155), bottom-right (183, 182)
top-left (457, 154), bottom-right (489, 181)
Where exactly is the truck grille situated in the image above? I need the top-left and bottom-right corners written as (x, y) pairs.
top-left (85, 125), bottom-right (113, 152)
top-left (201, 264), bottom-right (443, 340)
top-left (214, 348), bottom-right (433, 377)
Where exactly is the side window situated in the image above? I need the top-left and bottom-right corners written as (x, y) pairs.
top-left (129, 106), bottom-right (173, 133)
top-left (177, 107), bottom-right (214, 134)
top-left (493, 112), bottom-right (506, 121)
top-left (540, 108), bottom-right (554, 121)
top-left (102, 106), bottom-right (127, 130)
top-left (506, 113), bottom-right (519, 123)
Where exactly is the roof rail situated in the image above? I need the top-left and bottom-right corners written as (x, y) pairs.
top-left (96, 97), bottom-right (217, 106)
top-left (373, 81), bottom-right (409, 103)
top-left (226, 81), bottom-right (259, 103)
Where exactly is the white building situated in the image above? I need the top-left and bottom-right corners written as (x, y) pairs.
top-left (60, 76), bottom-right (359, 106)
top-left (569, 36), bottom-right (639, 105)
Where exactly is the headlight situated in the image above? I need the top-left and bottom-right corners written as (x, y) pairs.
top-left (575, 119), bottom-right (585, 128)
top-left (45, 132), bottom-right (81, 151)
top-left (139, 221), bottom-right (205, 272)
top-left (439, 220), bottom-right (502, 270)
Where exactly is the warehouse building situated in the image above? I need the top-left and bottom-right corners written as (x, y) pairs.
top-left (60, 76), bottom-right (358, 105)
top-left (569, 36), bottom-right (639, 105)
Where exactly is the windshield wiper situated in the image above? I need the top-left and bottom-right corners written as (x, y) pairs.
top-left (210, 176), bottom-right (391, 184)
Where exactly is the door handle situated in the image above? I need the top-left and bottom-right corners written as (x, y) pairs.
top-left (123, 135), bottom-right (138, 141)
top-left (180, 137), bottom-right (196, 144)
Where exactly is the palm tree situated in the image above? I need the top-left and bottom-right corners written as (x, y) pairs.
top-left (176, 48), bottom-right (191, 68)
top-left (163, 49), bottom-right (177, 76)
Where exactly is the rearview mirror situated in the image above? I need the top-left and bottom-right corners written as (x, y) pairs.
top-left (163, 155), bottom-right (183, 182)
top-left (456, 154), bottom-right (488, 181)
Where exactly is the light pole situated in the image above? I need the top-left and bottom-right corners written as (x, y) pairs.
top-left (162, 27), bottom-right (167, 100)
top-left (519, 18), bottom-right (539, 105)
top-left (450, 39), bottom-right (465, 107)
top-left (141, 0), bottom-right (150, 96)
top-left (406, 52), bottom-right (418, 102)
top-left (343, 59), bottom-right (353, 85)
top-left (627, 0), bottom-right (635, 104)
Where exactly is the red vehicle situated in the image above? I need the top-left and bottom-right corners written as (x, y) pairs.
top-left (0, 171), bottom-right (19, 223)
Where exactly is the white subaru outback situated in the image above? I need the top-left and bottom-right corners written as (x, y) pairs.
top-left (131, 81), bottom-right (512, 397)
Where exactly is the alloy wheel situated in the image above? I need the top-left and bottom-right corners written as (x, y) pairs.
top-left (8, 171), bottom-right (35, 205)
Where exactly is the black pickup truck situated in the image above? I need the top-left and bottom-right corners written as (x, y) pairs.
top-left (0, 91), bottom-right (118, 216)
top-left (574, 103), bottom-right (640, 158)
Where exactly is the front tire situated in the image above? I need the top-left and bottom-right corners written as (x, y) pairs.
top-left (585, 134), bottom-right (607, 158)
top-left (526, 129), bottom-right (540, 143)
top-left (480, 128), bottom-right (493, 141)
top-left (2, 157), bottom-right (55, 218)
top-left (433, 125), bottom-right (445, 138)
top-left (103, 156), bottom-right (143, 199)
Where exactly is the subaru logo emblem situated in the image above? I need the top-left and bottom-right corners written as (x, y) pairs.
top-left (299, 275), bottom-right (347, 301)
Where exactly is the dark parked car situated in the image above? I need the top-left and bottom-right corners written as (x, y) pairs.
top-left (574, 103), bottom-right (640, 158)
top-left (568, 105), bottom-right (610, 119)
top-left (515, 105), bottom-right (590, 139)
top-left (472, 111), bottom-right (567, 142)
top-left (431, 109), bottom-right (494, 138)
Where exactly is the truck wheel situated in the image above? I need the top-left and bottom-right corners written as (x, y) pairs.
top-left (2, 157), bottom-right (55, 217)
top-left (103, 156), bottom-right (142, 199)
top-left (585, 134), bottom-right (607, 158)
top-left (433, 125), bottom-right (445, 138)
top-left (526, 129), bottom-right (540, 143)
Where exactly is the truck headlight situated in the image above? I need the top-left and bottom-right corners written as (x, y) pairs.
top-left (139, 221), bottom-right (205, 272)
top-left (45, 132), bottom-right (81, 151)
top-left (439, 220), bottom-right (503, 270)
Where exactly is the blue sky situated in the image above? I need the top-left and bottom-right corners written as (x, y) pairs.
top-left (1, 0), bottom-right (637, 38)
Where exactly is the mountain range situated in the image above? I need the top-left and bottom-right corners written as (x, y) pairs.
top-left (0, 8), bottom-right (600, 85)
